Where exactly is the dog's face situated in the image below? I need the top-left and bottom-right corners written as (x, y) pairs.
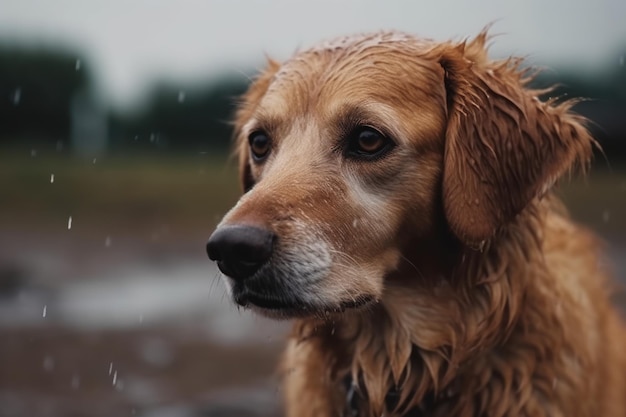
top-left (207, 32), bottom-right (592, 319)
top-left (209, 34), bottom-right (447, 318)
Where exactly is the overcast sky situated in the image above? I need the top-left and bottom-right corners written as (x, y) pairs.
top-left (1, 0), bottom-right (624, 107)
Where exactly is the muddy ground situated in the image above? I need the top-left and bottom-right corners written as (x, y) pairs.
top-left (0, 154), bottom-right (624, 417)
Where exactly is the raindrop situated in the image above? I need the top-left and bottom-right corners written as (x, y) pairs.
top-left (602, 210), bottom-right (610, 223)
top-left (43, 355), bottom-right (55, 371)
top-left (115, 379), bottom-right (124, 391)
top-left (75, 59), bottom-right (81, 71)
top-left (50, 174), bottom-right (55, 184)
top-left (108, 362), bottom-right (113, 376)
top-left (71, 374), bottom-right (81, 389)
top-left (112, 370), bottom-right (118, 386)
top-left (134, 135), bottom-right (139, 141)
top-left (30, 149), bottom-right (37, 157)
top-left (150, 133), bottom-right (155, 143)
top-left (67, 216), bottom-right (73, 230)
top-left (105, 236), bottom-right (112, 247)
top-left (92, 158), bottom-right (97, 164)
top-left (12, 87), bottom-right (21, 105)
top-left (42, 304), bottom-right (47, 317)
top-left (178, 91), bottom-right (186, 103)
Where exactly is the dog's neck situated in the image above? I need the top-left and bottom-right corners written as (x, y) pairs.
top-left (292, 200), bottom-right (558, 416)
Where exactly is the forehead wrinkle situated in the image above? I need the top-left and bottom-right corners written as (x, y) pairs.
top-left (268, 54), bottom-right (330, 114)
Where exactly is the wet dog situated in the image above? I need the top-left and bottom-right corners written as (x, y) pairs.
top-left (207, 31), bottom-right (626, 417)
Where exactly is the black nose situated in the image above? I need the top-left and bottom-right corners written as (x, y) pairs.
top-left (206, 225), bottom-right (275, 281)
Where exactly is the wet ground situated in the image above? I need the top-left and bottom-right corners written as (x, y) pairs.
top-left (0, 232), bottom-right (289, 417)
top-left (0, 156), bottom-right (624, 417)
top-left (1, 227), bottom-right (624, 417)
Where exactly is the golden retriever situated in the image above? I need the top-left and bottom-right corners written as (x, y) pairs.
top-left (206, 30), bottom-right (626, 417)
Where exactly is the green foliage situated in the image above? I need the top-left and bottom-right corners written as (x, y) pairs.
top-left (1, 43), bottom-right (624, 156)
top-left (109, 76), bottom-right (249, 152)
top-left (0, 45), bottom-right (89, 147)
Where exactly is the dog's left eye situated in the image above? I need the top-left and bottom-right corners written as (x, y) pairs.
top-left (249, 131), bottom-right (272, 161)
top-left (346, 126), bottom-right (393, 159)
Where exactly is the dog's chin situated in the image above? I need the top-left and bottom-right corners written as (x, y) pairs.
top-left (232, 289), bottom-right (376, 320)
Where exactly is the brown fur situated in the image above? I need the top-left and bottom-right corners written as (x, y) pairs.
top-left (218, 30), bottom-right (626, 416)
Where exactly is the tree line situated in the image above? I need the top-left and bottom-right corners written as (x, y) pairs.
top-left (1, 44), bottom-right (625, 157)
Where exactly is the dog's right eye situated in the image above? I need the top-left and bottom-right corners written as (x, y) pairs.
top-left (249, 131), bottom-right (272, 161)
top-left (345, 126), bottom-right (394, 160)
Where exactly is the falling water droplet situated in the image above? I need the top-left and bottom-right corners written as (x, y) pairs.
top-left (92, 158), bottom-right (97, 164)
top-left (30, 149), bottom-right (37, 157)
top-left (75, 59), bottom-right (81, 71)
top-left (602, 210), bottom-right (610, 223)
top-left (50, 174), bottom-right (55, 184)
top-left (105, 236), bottom-right (112, 247)
top-left (115, 379), bottom-right (124, 391)
top-left (112, 370), bottom-right (118, 386)
top-left (67, 216), bottom-right (73, 230)
top-left (108, 362), bottom-right (113, 376)
top-left (178, 91), bottom-right (186, 103)
top-left (12, 87), bottom-right (21, 105)
top-left (42, 305), bottom-right (47, 317)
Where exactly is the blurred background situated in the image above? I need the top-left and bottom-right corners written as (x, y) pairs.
top-left (0, 1), bottom-right (624, 416)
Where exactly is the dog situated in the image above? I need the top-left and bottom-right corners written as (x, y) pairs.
top-left (206, 30), bottom-right (626, 417)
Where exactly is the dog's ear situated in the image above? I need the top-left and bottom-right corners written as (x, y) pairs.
top-left (234, 58), bottom-right (281, 193)
top-left (438, 33), bottom-right (595, 248)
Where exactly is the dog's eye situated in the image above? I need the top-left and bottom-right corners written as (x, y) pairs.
top-left (346, 126), bottom-right (392, 159)
top-left (249, 131), bottom-right (271, 161)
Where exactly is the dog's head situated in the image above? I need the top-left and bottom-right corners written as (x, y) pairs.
top-left (206, 31), bottom-right (593, 319)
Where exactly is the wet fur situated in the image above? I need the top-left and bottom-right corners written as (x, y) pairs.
top-left (223, 31), bottom-right (626, 416)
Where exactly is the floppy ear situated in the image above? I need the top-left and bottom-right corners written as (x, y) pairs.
top-left (233, 59), bottom-right (281, 193)
top-left (439, 34), bottom-right (595, 248)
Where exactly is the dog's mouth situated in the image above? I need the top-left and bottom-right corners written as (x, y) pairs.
top-left (232, 288), bottom-right (375, 318)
